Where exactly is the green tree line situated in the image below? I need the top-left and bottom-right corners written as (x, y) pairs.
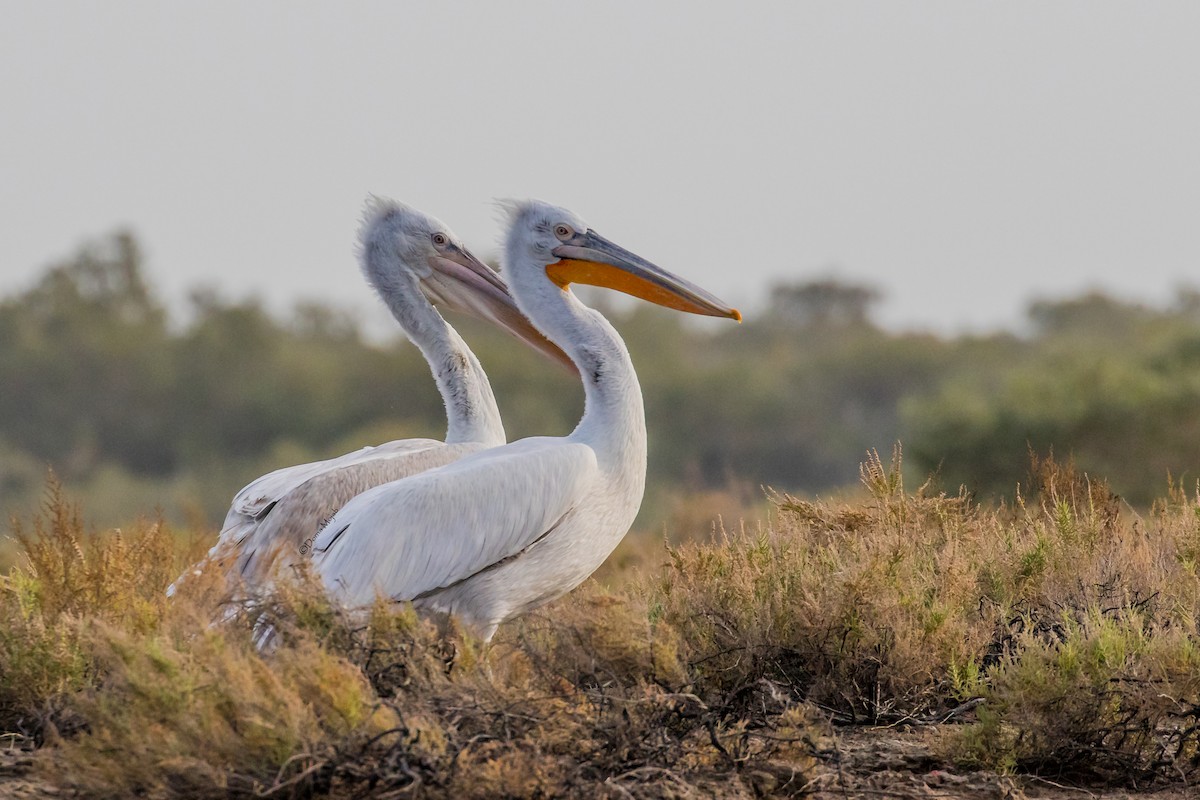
top-left (2, 231), bottom-right (1199, 527)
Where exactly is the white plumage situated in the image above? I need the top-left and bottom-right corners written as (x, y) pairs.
top-left (312, 200), bottom-right (740, 638)
top-left (171, 199), bottom-right (570, 596)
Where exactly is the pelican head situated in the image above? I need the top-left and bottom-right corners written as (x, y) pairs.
top-left (361, 197), bottom-right (573, 370)
top-left (501, 199), bottom-right (741, 321)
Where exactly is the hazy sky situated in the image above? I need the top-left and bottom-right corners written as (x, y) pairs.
top-left (2, 2), bottom-right (1197, 333)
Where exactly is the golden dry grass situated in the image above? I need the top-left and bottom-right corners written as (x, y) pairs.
top-left (3, 452), bottom-right (1200, 796)
top-left (654, 448), bottom-right (1200, 783)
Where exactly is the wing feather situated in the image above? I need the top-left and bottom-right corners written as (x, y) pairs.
top-left (217, 439), bottom-right (443, 547)
top-left (311, 438), bottom-right (598, 607)
top-left (228, 442), bottom-right (483, 581)
top-left (166, 438), bottom-right (450, 597)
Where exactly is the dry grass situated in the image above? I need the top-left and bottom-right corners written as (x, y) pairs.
top-left (3, 453), bottom-right (1200, 796)
top-left (0, 477), bottom-right (206, 736)
top-left (1, 480), bottom-right (825, 798)
top-left (654, 447), bottom-right (1200, 785)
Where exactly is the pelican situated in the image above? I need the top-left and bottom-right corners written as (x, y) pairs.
top-left (311, 200), bottom-right (740, 638)
top-left (172, 198), bottom-right (572, 595)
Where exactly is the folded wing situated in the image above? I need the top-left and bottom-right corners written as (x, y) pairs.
top-left (217, 439), bottom-right (443, 548)
top-left (312, 438), bottom-right (599, 607)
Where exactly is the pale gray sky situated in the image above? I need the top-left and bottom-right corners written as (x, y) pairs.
top-left (1, 2), bottom-right (1197, 333)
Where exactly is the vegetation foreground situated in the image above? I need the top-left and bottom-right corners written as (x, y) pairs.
top-left (3, 451), bottom-right (1200, 798)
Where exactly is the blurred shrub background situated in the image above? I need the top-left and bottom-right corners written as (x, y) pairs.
top-left (3, 230), bottom-right (1200, 539)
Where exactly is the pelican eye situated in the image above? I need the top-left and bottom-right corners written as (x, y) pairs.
top-left (431, 232), bottom-right (449, 247)
top-left (553, 224), bottom-right (574, 241)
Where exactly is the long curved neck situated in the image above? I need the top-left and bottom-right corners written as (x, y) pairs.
top-left (510, 268), bottom-right (646, 472)
top-left (373, 276), bottom-right (506, 448)
top-left (419, 316), bottom-right (506, 447)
